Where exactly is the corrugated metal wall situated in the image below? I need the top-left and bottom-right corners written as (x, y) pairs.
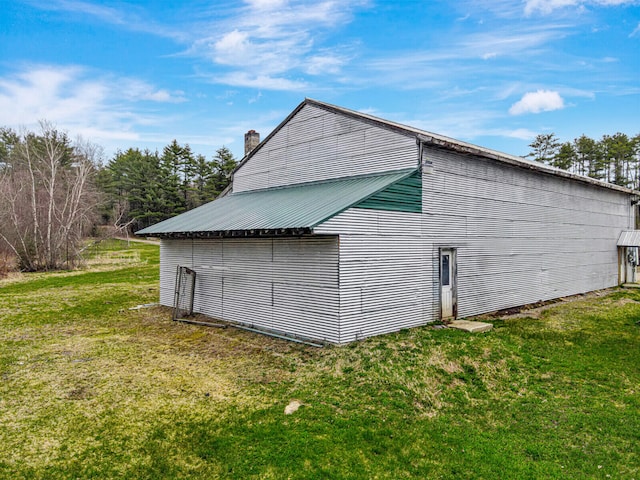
top-left (159, 236), bottom-right (340, 343)
top-left (233, 104), bottom-right (418, 193)
top-left (422, 146), bottom-right (632, 318)
top-left (162, 109), bottom-right (634, 344)
top-left (316, 209), bottom-right (430, 343)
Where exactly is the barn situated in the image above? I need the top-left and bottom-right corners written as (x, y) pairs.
top-left (136, 99), bottom-right (640, 344)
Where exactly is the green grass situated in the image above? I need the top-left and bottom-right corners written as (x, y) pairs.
top-left (1, 239), bottom-right (639, 479)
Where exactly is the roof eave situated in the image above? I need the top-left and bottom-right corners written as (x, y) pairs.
top-left (138, 227), bottom-right (315, 239)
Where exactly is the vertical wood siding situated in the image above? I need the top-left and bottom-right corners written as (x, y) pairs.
top-left (316, 209), bottom-right (430, 343)
top-left (233, 104), bottom-right (417, 193)
top-left (422, 146), bottom-right (632, 318)
top-left (159, 236), bottom-right (340, 343)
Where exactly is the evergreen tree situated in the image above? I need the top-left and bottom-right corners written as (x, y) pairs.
top-left (104, 148), bottom-right (167, 231)
top-left (191, 153), bottom-right (214, 208)
top-left (633, 134), bottom-right (640, 190)
top-left (574, 135), bottom-right (600, 179)
top-left (600, 133), bottom-right (635, 187)
top-left (160, 140), bottom-right (188, 216)
top-left (527, 133), bottom-right (561, 165)
top-left (208, 146), bottom-right (237, 197)
top-left (553, 142), bottom-right (576, 171)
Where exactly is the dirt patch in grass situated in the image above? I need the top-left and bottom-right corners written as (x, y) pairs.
top-left (477, 288), bottom-right (617, 320)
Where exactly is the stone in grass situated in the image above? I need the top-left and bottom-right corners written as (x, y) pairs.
top-left (448, 320), bottom-right (493, 333)
top-left (284, 400), bottom-right (302, 415)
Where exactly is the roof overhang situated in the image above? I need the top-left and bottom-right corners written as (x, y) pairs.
top-left (153, 228), bottom-right (314, 240)
top-left (618, 231), bottom-right (640, 247)
top-left (135, 168), bottom-right (417, 238)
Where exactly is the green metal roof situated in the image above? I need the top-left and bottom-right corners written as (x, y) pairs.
top-left (136, 169), bottom-right (418, 237)
top-left (356, 170), bottom-right (422, 213)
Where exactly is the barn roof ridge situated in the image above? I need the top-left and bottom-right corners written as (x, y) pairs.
top-left (230, 98), bottom-right (638, 196)
top-left (303, 98), bottom-right (640, 196)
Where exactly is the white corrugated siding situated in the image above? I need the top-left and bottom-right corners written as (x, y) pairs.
top-left (161, 108), bottom-right (634, 344)
top-left (159, 236), bottom-right (340, 343)
top-left (316, 209), bottom-right (430, 343)
top-left (422, 146), bottom-right (632, 319)
top-left (233, 104), bottom-right (417, 192)
top-left (159, 240), bottom-right (192, 307)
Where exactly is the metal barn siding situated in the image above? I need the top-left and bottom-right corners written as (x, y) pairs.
top-left (158, 236), bottom-right (341, 343)
top-left (316, 209), bottom-right (430, 343)
top-left (159, 240), bottom-right (192, 307)
top-left (232, 103), bottom-right (417, 193)
top-left (192, 239), bottom-right (223, 318)
top-left (422, 146), bottom-right (632, 318)
top-left (148, 100), bottom-right (640, 344)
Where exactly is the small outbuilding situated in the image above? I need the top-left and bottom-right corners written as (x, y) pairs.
top-left (137, 99), bottom-right (640, 344)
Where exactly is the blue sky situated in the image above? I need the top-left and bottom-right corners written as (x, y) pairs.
top-left (0, 0), bottom-right (638, 162)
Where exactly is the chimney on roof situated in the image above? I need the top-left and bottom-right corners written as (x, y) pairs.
top-left (244, 130), bottom-right (260, 155)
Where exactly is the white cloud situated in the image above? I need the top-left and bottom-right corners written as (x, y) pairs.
top-left (0, 66), bottom-right (104, 125)
top-left (213, 72), bottom-right (308, 90)
top-left (524, 0), bottom-right (637, 15)
top-left (304, 55), bottom-right (346, 75)
top-left (245, 0), bottom-right (288, 10)
top-left (119, 78), bottom-right (187, 103)
top-left (189, 0), bottom-right (367, 88)
top-left (214, 30), bottom-right (252, 61)
top-left (28, 0), bottom-right (186, 40)
top-left (0, 64), bottom-right (185, 149)
top-left (630, 22), bottom-right (640, 37)
top-left (509, 90), bottom-right (565, 115)
top-left (524, 0), bottom-right (578, 15)
top-left (505, 128), bottom-right (538, 140)
top-left (460, 26), bottom-right (569, 58)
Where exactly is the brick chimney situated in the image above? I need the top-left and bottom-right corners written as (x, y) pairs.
top-left (244, 130), bottom-right (260, 155)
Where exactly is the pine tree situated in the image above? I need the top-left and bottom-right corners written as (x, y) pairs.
top-left (160, 140), bottom-right (188, 217)
top-left (574, 135), bottom-right (599, 178)
top-left (600, 133), bottom-right (635, 187)
top-left (527, 133), bottom-right (561, 165)
top-left (191, 153), bottom-right (214, 208)
top-left (553, 142), bottom-right (576, 171)
top-left (208, 146), bottom-right (237, 197)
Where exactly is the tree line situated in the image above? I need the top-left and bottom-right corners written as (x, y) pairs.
top-left (527, 132), bottom-right (640, 188)
top-left (0, 123), bottom-right (237, 272)
top-left (98, 140), bottom-right (237, 233)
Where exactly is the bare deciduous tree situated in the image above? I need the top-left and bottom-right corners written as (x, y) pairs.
top-left (0, 122), bottom-right (101, 271)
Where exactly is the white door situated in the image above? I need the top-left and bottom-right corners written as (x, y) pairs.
top-left (440, 249), bottom-right (455, 319)
top-left (626, 247), bottom-right (638, 283)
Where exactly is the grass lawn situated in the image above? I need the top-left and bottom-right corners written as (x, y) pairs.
top-left (1, 239), bottom-right (639, 479)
